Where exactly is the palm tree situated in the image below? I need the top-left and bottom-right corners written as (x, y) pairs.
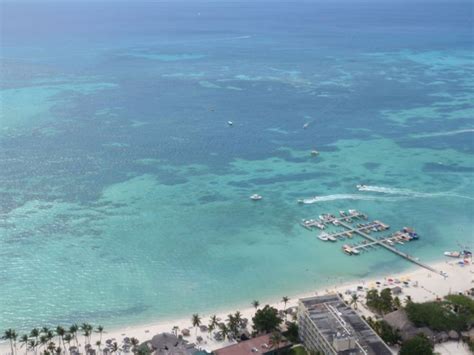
top-left (96, 326), bottom-right (104, 344)
top-left (69, 325), bottom-right (79, 346)
top-left (191, 314), bottom-right (201, 335)
top-left (130, 338), bottom-right (139, 353)
top-left (218, 323), bottom-right (229, 341)
top-left (110, 341), bottom-right (119, 354)
top-left (27, 340), bottom-right (38, 355)
top-left (208, 315), bottom-right (218, 338)
top-left (234, 311), bottom-right (243, 329)
top-left (2, 329), bottom-right (18, 355)
top-left (393, 296), bottom-right (402, 309)
top-left (226, 314), bottom-right (238, 338)
top-left (63, 334), bottom-right (72, 352)
top-left (95, 340), bottom-right (102, 353)
top-left (350, 294), bottom-right (359, 310)
top-left (281, 296), bottom-right (290, 311)
top-left (404, 295), bottom-right (412, 306)
top-left (39, 336), bottom-right (48, 353)
top-left (29, 329), bottom-right (40, 345)
top-left (171, 326), bottom-right (179, 336)
top-left (19, 334), bottom-right (29, 355)
top-left (55, 326), bottom-right (66, 351)
top-left (81, 323), bottom-right (93, 345)
top-left (269, 332), bottom-right (282, 354)
top-left (47, 342), bottom-right (56, 355)
top-left (252, 300), bottom-right (260, 310)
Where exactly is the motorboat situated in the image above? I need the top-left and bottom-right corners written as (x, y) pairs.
top-left (303, 122), bottom-right (309, 129)
top-left (356, 184), bottom-right (367, 190)
top-left (339, 210), bottom-right (346, 217)
top-left (311, 150), bottom-right (319, 156)
top-left (444, 251), bottom-right (461, 258)
top-left (250, 194), bottom-right (262, 201)
top-left (228, 121), bottom-right (233, 126)
top-left (327, 235), bottom-right (337, 242)
top-left (318, 233), bottom-right (329, 241)
top-left (351, 248), bottom-right (360, 255)
top-left (342, 244), bottom-right (352, 255)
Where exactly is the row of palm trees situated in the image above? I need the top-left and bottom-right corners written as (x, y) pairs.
top-left (186, 296), bottom-right (292, 343)
top-left (2, 324), bottom-right (107, 355)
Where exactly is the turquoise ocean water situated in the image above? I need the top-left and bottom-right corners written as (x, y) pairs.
top-left (0, 1), bottom-right (473, 331)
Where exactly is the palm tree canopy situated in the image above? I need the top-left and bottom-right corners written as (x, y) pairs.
top-left (30, 329), bottom-right (40, 338)
top-left (252, 300), bottom-right (260, 308)
top-left (282, 296), bottom-right (290, 303)
top-left (191, 314), bottom-right (202, 327)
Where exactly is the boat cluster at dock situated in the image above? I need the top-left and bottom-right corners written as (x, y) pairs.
top-left (300, 209), bottom-right (420, 256)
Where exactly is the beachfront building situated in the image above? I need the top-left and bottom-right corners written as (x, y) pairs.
top-left (297, 294), bottom-right (393, 355)
top-left (213, 334), bottom-right (291, 355)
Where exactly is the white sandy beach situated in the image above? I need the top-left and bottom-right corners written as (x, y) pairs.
top-left (1, 259), bottom-right (472, 355)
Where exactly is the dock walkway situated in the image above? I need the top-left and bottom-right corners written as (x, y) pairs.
top-left (336, 220), bottom-right (445, 276)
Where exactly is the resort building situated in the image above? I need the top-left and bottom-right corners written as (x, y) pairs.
top-left (213, 334), bottom-right (291, 355)
top-left (297, 294), bottom-right (393, 355)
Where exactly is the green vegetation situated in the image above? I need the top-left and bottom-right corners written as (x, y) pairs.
top-left (288, 345), bottom-right (308, 355)
top-left (252, 305), bottom-right (283, 334)
top-left (399, 334), bottom-right (434, 355)
top-left (405, 294), bottom-right (474, 332)
top-left (283, 322), bottom-right (299, 343)
top-left (1, 324), bottom-right (119, 355)
top-left (365, 288), bottom-right (398, 315)
top-left (364, 317), bottom-right (401, 345)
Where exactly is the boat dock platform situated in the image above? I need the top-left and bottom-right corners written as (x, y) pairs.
top-left (301, 210), bottom-right (446, 276)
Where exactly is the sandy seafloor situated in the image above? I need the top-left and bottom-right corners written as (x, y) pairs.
top-left (0, 1), bottom-right (473, 331)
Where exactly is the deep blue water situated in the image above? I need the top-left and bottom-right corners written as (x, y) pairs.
top-left (0, 0), bottom-right (473, 331)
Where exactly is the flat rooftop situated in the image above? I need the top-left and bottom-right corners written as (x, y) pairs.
top-left (213, 334), bottom-right (289, 355)
top-left (300, 294), bottom-right (393, 355)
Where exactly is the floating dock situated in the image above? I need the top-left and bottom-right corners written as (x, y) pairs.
top-left (302, 210), bottom-right (446, 276)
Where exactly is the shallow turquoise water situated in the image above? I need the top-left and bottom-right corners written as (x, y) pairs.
top-left (0, 1), bottom-right (473, 331)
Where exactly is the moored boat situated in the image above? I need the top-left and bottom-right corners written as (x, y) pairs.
top-left (250, 194), bottom-right (263, 201)
top-left (444, 251), bottom-right (461, 258)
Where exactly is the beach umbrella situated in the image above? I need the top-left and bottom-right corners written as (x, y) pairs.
top-left (151, 333), bottom-right (179, 349)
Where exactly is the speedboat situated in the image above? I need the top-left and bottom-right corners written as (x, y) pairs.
top-left (327, 235), bottom-right (337, 242)
top-left (339, 210), bottom-right (346, 217)
top-left (303, 122), bottom-right (309, 129)
top-left (356, 184), bottom-right (366, 190)
top-left (318, 233), bottom-right (329, 241)
top-left (228, 121), bottom-right (233, 126)
top-left (351, 248), bottom-right (360, 255)
top-left (342, 244), bottom-right (352, 255)
top-left (250, 194), bottom-right (262, 201)
top-left (311, 150), bottom-right (319, 156)
top-left (444, 251), bottom-right (461, 258)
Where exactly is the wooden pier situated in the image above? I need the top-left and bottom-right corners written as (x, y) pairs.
top-left (336, 219), bottom-right (445, 276)
top-left (301, 210), bottom-right (446, 276)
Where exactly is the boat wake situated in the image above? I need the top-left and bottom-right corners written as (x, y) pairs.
top-left (299, 194), bottom-right (402, 204)
top-left (357, 185), bottom-right (474, 200)
top-left (411, 129), bottom-right (474, 139)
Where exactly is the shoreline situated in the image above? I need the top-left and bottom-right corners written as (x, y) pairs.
top-left (1, 258), bottom-right (472, 354)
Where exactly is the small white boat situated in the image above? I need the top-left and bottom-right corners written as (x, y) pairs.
top-left (250, 194), bottom-right (262, 201)
top-left (327, 235), bottom-right (337, 242)
top-left (339, 210), bottom-right (346, 217)
top-left (351, 248), bottom-right (360, 255)
top-left (318, 233), bottom-right (329, 241)
top-left (227, 121), bottom-right (233, 126)
top-left (356, 184), bottom-right (366, 190)
top-left (303, 122), bottom-right (310, 129)
top-left (444, 251), bottom-right (461, 258)
top-left (311, 150), bottom-right (319, 156)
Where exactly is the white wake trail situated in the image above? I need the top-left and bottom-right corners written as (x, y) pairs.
top-left (357, 185), bottom-right (474, 201)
